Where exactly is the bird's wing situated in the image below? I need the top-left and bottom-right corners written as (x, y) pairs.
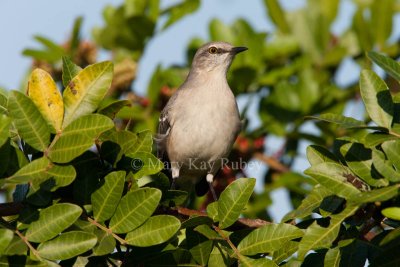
top-left (156, 88), bottom-right (181, 160)
top-left (156, 108), bottom-right (171, 159)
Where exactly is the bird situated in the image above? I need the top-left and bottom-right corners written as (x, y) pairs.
top-left (157, 41), bottom-right (247, 200)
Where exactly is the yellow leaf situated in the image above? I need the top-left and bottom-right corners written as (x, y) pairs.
top-left (28, 68), bottom-right (64, 132)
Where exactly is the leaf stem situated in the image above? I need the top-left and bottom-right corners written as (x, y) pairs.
top-left (15, 229), bottom-right (42, 261)
top-left (212, 225), bottom-right (244, 262)
top-left (87, 217), bottom-right (127, 245)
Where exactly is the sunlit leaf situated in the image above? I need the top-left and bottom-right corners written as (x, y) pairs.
top-left (37, 231), bottom-right (97, 260)
top-left (125, 215), bottom-right (180, 247)
top-left (92, 171), bottom-right (125, 222)
top-left (297, 204), bottom-right (359, 260)
top-left (48, 114), bottom-right (113, 163)
top-left (109, 188), bottom-right (161, 233)
top-left (368, 51), bottom-right (400, 81)
top-left (0, 115), bottom-right (10, 147)
top-left (27, 68), bottom-right (63, 132)
top-left (238, 223), bottom-right (303, 255)
top-left (62, 61), bottom-right (113, 127)
top-left (359, 70), bottom-right (393, 128)
top-left (6, 157), bottom-right (51, 184)
top-left (304, 162), bottom-right (361, 199)
top-left (8, 91), bottom-right (50, 151)
top-left (382, 207), bottom-right (400, 220)
top-left (26, 203), bottom-right (82, 242)
top-left (218, 178), bottom-right (255, 229)
top-left (62, 56), bottom-right (82, 88)
top-left (307, 113), bottom-right (366, 128)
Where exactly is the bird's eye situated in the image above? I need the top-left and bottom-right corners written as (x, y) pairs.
top-left (208, 47), bottom-right (218, 54)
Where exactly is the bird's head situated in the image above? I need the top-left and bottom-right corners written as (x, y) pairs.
top-left (190, 41), bottom-right (247, 75)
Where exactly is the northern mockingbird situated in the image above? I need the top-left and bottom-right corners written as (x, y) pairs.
top-left (157, 41), bottom-right (247, 200)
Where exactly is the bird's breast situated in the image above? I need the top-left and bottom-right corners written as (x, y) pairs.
top-left (167, 85), bottom-right (240, 164)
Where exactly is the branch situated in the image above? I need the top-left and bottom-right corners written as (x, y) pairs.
top-left (86, 217), bottom-right (127, 245)
top-left (253, 152), bottom-right (289, 173)
top-left (176, 207), bottom-right (270, 230)
top-left (0, 202), bottom-right (24, 216)
top-left (15, 229), bottom-right (42, 261)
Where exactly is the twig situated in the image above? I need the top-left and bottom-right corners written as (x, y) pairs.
top-left (87, 217), bottom-right (127, 245)
top-left (176, 207), bottom-right (270, 229)
top-left (212, 225), bottom-right (245, 262)
top-left (15, 229), bottom-right (42, 261)
top-left (253, 152), bottom-right (289, 173)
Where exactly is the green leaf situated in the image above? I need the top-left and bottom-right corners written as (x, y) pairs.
top-left (62, 61), bottom-right (113, 127)
top-left (359, 70), bottom-right (393, 128)
top-left (91, 171), bottom-right (125, 222)
top-left (0, 115), bottom-right (10, 147)
top-left (371, 0), bottom-right (394, 47)
top-left (48, 114), bottom-right (113, 163)
top-left (62, 56), bottom-right (82, 88)
top-left (238, 223), bottom-right (303, 255)
top-left (207, 201), bottom-right (219, 222)
top-left (186, 228), bottom-right (213, 265)
top-left (125, 215), bottom-right (180, 247)
top-left (364, 132), bottom-right (397, 147)
top-left (382, 140), bottom-right (400, 170)
top-left (37, 231), bottom-right (97, 260)
top-left (0, 229), bottom-right (14, 255)
top-left (162, 0), bottom-right (200, 29)
top-left (3, 235), bottom-right (27, 255)
top-left (109, 188), bottom-right (161, 233)
top-left (304, 162), bottom-right (361, 199)
top-left (98, 99), bottom-right (131, 118)
top-left (368, 51), bottom-right (400, 81)
top-left (128, 152), bottom-right (164, 179)
top-left (382, 207), bottom-right (400, 220)
top-left (272, 241), bottom-right (299, 264)
top-left (6, 157), bottom-right (51, 184)
top-left (25, 203), bottom-right (82, 242)
top-left (308, 113), bottom-right (366, 128)
top-left (264, 0), bottom-right (290, 33)
top-left (340, 142), bottom-right (388, 187)
top-left (92, 229), bottom-right (116, 256)
top-left (353, 185), bottom-right (399, 204)
top-left (218, 178), bottom-right (255, 229)
top-left (372, 149), bottom-right (400, 183)
top-left (307, 145), bottom-right (338, 166)
top-left (208, 244), bottom-right (234, 267)
top-left (194, 225), bottom-right (221, 240)
top-left (297, 203), bottom-right (359, 260)
top-left (324, 247), bottom-right (341, 267)
top-left (8, 91), bottom-right (50, 151)
top-left (282, 185), bottom-right (332, 222)
top-left (240, 256), bottom-right (278, 267)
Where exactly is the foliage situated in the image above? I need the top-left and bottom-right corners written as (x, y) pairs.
top-left (2, 0), bottom-right (400, 266)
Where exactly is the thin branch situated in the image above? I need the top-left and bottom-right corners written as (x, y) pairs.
top-left (176, 207), bottom-right (270, 229)
top-left (253, 152), bottom-right (289, 173)
top-left (15, 229), bottom-right (42, 261)
top-left (212, 225), bottom-right (245, 262)
top-left (87, 217), bottom-right (127, 245)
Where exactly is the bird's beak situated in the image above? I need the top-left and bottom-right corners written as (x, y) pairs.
top-left (231, 46), bottom-right (248, 54)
